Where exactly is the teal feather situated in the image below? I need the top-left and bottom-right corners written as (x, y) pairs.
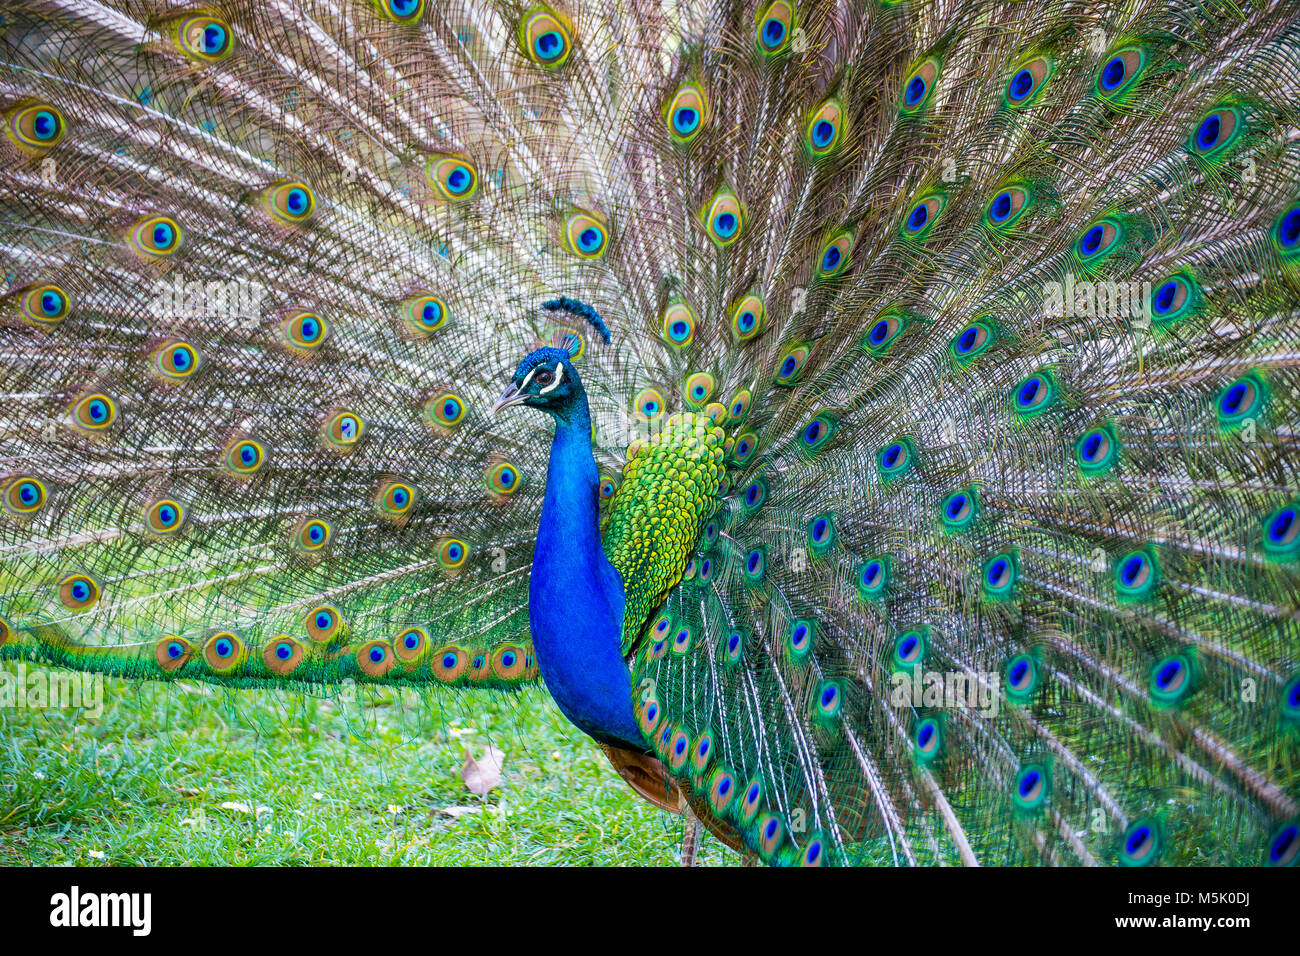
top-left (1, 0), bottom-right (1299, 867)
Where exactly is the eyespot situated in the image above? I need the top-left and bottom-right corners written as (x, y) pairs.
top-left (985, 186), bottom-right (1032, 228)
top-left (683, 372), bottom-right (716, 408)
top-left (1149, 652), bottom-right (1195, 706)
top-left (294, 518), bottom-right (331, 551)
top-left (723, 629), bottom-right (746, 666)
top-left (1284, 674), bottom-right (1300, 724)
top-left (376, 480), bottom-right (416, 516)
top-left (324, 411), bottom-right (364, 449)
top-left (264, 182), bottom-right (316, 223)
top-left (666, 728), bottom-right (690, 771)
top-left (728, 294), bottom-right (764, 342)
top-left (563, 210), bottom-right (609, 258)
top-left (728, 390), bottom-right (752, 422)
top-left (708, 767), bottom-right (737, 814)
top-left (59, 573), bottom-right (100, 610)
top-left (1012, 371), bottom-right (1057, 417)
top-left (598, 474), bottom-right (619, 501)
top-left (671, 625), bottom-right (692, 656)
top-left (486, 461), bottom-right (520, 495)
top-left (1098, 47), bottom-right (1146, 97)
top-left (743, 546), bottom-right (766, 582)
top-left (690, 729), bottom-right (713, 775)
top-left (520, 6), bottom-right (573, 67)
top-left (438, 537), bottom-right (470, 569)
top-left (817, 229), bottom-right (854, 277)
top-left (665, 85), bottom-right (708, 144)
top-left (20, 284), bottom-right (70, 325)
top-left (807, 513), bottom-right (835, 553)
top-left (787, 618), bottom-right (814, 660)
top-left (1274, 205), bottom-right (1300, 256)
top-left (492, 644), bottom-right (527, 679)
top-left (71, 394), bottom-right (116, 431)
top-left (1148, 273), bottom-right (1197, 323)
top-left (7, 103), bottom-right (66, 150)
top-left (858, 556), bottom-right (889, 599)
top-left (1119, 818), bottom-right (1162, 867)
top-left (391, 627), bottom-right (429, 663)
top-left (224, 437), bottom-right (265, 475)
top-left (878, 439), bottom-right (912, 479)
top-left (1076, 218), bottom-right (1121, 260)
top-left (129, 216), bottom-right (182, 257)
top-left (940, 487), bottom-right (979, 530)
top-left (262, 635), bottom-right (305, 675)
top-left (703, 188), bottom-right (744, 247)
top-left (1190, 106), bottom-right (1242, 157)
top-left (4, 476), bottom-right (47, 516)
top-left (901, 57), bottom-right (940, 112)
top-left (949, 318), bottom-right (995, 362)
top-left (633, 387), bottom-right (666, 423)
top-left (1115, 547), bottom-right (1160, 600)
top-left (357, 640), bottom-right (396, 678)
top-left (739, 778), bottom-right (763, 825)
top-left (815, 681), bottom-right (841, 722)
top-left (1217, 373), bottom-right (1266, 425)
top-left (913, 717), bottom-right (943, 761)
top-left (382, 0), bottom-right (425, 23)
top-left (428, 154), bottom-right (478, 201)
top-left (1262, 500), bottom-right (1300, 559)
top-left (177, 15), bottom-right (234, 60)
top-left (276, 310), bottom-right (327, 352)
top-left (755, 0), bottom-right (796, 55)
top-left (145, 498), bottom-right (185, 535)
top-left (1075, 425), bottom-right (1119, 473)
top-left (432, 646), bottom-right (469, 682)
top-left (1012, 764), bottom-right (1049, 813)
top-left (661, 301), bottom-right (697, 348)
top-left (1266, 822), bottom-right (1299, 867)
top-left (805, 98), bottom-right (844, 156)
top-left (862, 310), bottom-right (906, 353)
top-left (397, 293), bottom-right (449, 336)
top-left (893, 629), bottom-right (926, 668)
top-left (800, 413), bottom-right (836, 454)
top-left (303, 605), bottom-right (343, 643)
top-left (1005, 57), bottom-right (1051, 107)
top-left (425, 392), bottom-right (466, 428)
top-left (204, 632), bottom-right (244, 674)
top-left (742, 477), bottom-right (768, 513)
top-left (1004, 653), bottom-right (1039, 700)
top-left (903, 194), bottom-right (945, 238)
top-left (774, 343), bottom-right (811, 385)
top-left (153, 339), bottom-right (200, 378)
top-left (731, 430), bottom-right (758, 466)
top-left (982, 551), bottom-right (1018, 598)
top-left (155, 635), bottom-right (196, 673)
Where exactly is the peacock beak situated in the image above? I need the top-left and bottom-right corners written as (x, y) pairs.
top-left (493, 383), bottom-right (527, 414)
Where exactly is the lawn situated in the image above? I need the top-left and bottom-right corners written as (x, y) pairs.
top-left (0, 663), bottom-right (736, 866)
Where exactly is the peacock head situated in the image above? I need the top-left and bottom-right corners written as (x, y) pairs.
top-left (493, 346), bottom-right (584, 419)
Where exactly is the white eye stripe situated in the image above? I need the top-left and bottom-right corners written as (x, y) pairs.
top-left (518, 367), bottom-right (540, 392)
top-left (538, 363), bottom-right (564, 394)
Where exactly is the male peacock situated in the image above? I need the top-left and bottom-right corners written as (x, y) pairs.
top-left (1, 0), bottom-right (1299, 867)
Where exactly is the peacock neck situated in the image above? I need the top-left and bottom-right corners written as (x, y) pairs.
top-left (528, 391), bottom-right (642, 748)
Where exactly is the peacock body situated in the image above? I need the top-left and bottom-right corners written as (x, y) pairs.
top-left (2, 0), bottom-right (1299, 866)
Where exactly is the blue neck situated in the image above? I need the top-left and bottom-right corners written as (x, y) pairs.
top-left (528, 394), bottom-right (642, 748)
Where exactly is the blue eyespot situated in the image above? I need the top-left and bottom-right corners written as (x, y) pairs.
top-left (1080, 225), bottom-right (1104, 255)
top-left (761, 18), bottom-right (785, 48)
top-left (1278, 207), bottom-right (1300, 249)
top-left (907, 204), bottom-right (928, 231)
top-left (276, 642), bottom-right (292, 660)
top-left (1009, 69), bottom-right (1033, 100)
top-left (989, 192), bottom-right (1012, 223)
top-left (811, 119), bottom-right (835, 148)
top-left (673, 107), bottom-right (699, 134)
top-left (713, 212), bottom-right (738, 238)
top-left (534, 30), bottom-right (564, 61)
top-left (168, 641), bottom-right (184, 659)
top-left (905, 76), bottom-right (926, 106)
top-left (215, 638), bottom-right (233, 657)
top-left (370, 646), bottom-right (386, 663)
top-left (578, 227), bottom-right (602, 251)
top-left (40, 290), bottom-right (63, 316)
top-left (1101, 57), bottom-right (1125, 90)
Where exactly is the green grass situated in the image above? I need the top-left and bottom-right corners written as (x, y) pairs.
top-left (0, 663), bottom-right (737, 866)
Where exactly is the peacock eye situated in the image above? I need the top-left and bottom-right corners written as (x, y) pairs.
top-left (535, 369), bottom-right (554, 386)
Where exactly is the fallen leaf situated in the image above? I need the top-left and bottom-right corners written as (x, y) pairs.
top-left (439, 805), bottom-right (483, 819)
top-left (461, 744), bottom-right (504, 797)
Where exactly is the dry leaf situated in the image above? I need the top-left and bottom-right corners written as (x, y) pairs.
top-left (461, 744), bottom-right (504, 797)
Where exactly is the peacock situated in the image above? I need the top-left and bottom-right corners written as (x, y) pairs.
top-left (1, 0), bottom-right (1299, 868)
